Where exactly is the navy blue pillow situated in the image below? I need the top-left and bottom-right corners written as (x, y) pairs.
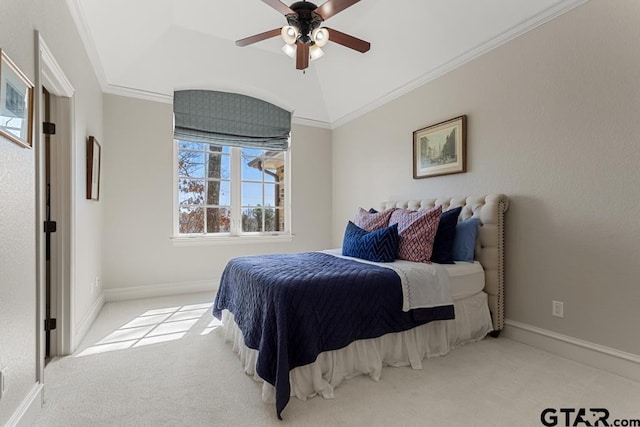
top-left (430, 207), bottom-right (462, 264)
top-left (342, 221), bottom-right (399, 263)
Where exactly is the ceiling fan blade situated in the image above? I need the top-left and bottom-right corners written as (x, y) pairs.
top-left (262, 0), bottom-right (295, 15)
top-left (236, 28), bottom-right (282, 47)
top-left (325, 27), bottom-right (370, 53)
top-left (296, 42), bottom-right (309, 70)
top-left (314, 0), bottom-right (360, 21)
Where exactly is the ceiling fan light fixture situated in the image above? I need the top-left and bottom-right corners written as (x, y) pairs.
top-left (236, 0), bottom-right (370, 71)
top-left (281, 43), bottom-right (297, 59)
top-left (281, 25), bottom-right (299, 44)
top-left (309, 45), bottom-right (324, 61)
top-left (312, 28), bottom-right (329, 47)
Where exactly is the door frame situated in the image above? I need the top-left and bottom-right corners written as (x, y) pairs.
top-left (35, 31), bottom-right (76, 382)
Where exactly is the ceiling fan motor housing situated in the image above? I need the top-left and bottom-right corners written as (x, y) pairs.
top-left (287, 1), bottom-right (323, 44)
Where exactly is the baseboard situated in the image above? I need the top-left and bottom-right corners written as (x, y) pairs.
top-left (103, 279), bottom-right (218, 303)
top-left (503, 319), bottom-right (640, 382)
top-left (6, 382), bottom-right (43, 427)
top-left (74, 292), bottom-right (105, 351)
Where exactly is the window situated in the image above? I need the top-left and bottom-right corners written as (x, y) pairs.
top-left (172, 89), bottom-right (292, 241)
top-left (176, 140), bottom-right (289, 237)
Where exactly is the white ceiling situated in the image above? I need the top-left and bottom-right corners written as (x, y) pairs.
top-left (66, 0), bottom-right (585, 127)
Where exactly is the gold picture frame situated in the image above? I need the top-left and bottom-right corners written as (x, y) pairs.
top-left (86, 136), bottom-right (101, 200)
top-left (413, 115), bottom-right (467, 179)
top-left (0, 49), bottom-right (34, 148)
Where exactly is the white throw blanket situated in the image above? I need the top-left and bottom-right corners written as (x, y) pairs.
top-left (321, 248), bottom-right (453, 312)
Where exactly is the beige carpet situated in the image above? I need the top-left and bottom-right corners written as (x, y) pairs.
top-left (34, 292), bottom-right (640, 426)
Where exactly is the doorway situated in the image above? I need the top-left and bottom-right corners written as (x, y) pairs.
top-left (36, 32), bottom-right (76, 383)
top-left (43, 87), bottom-right (55, 364)
top-left (41, 88), bottom-right (73, 363)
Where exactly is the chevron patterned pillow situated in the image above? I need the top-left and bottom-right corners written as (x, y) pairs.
top-left (389, 206), bottom-right (442, 263)
top-left (342, 221), bottom-right (399, 263)
top-left (354, 208), bottom-right (395, 232)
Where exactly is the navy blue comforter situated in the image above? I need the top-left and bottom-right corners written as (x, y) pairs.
top-left (212, 252), bottom-right (454, 419)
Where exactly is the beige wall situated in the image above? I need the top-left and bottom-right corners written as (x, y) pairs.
top-left (0, 0), bottom-right (103, 423)
top-left (102, 94), bottom-right (332, 291)
top-left (332, 0), bottom-right (640, 355)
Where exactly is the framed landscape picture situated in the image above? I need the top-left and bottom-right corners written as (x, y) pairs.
top-left (413, 115), bottom-right (466, 179)
top-left (0, 49), bottom-right (34, 148)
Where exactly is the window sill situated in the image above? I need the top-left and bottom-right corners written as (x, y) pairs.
top-left (171, 234), bottom-right (294, 247)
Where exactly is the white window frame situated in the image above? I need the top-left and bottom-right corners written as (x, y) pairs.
top-left (171, 140), bottom-right (293, 246)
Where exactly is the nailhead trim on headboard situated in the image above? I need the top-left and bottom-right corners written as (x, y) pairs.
top-left (380, 194), bottom-right (509, 332)
top-left (496, 198), bottom-right (507, 331)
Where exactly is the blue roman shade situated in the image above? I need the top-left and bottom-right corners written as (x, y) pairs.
top-left (173, 90), bottom-right (291, 150)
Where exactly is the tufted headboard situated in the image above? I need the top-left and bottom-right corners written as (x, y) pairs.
top-left (380, 194), bottom-right (509, 333)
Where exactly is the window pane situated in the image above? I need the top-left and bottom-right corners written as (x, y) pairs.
top-left (239, 207), bottom-right (284, 233)
top-left (178, 151), bottom-right (205, 178)
top-left (241, 207), bottom-right (263, 232)
top-left (263, 155), bottom-right (285, 183)
top-left (178, 179), bottom-right (205, 205)
top-left (205, 180), bottom-right (231, 206)
top-left (179, 207), bottom-right (204, 233)
top-left (207, 152), bottom-right (230, 180)
top-left (205, 145), bottom-right (231, 179)
top-left (241, 150), bottom-right (285, 183)
top-left (263, 170), bottom-right (276, 183)
top-left (241, 182), bottom-right (263, 206)
top-left (264, 208), bottom-right (285, 232)
top-left (241, 156), bottom-right (264, 181)
top-left (242, 148), bottom-right (262, 157)
top-left (262, 183), bottom-right (277, 207)
top-left (206, 207), bottom-right (231, 233)
top-left (178, 141), bottom-right (204, 151)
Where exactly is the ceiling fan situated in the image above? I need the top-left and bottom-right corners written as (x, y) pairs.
top-left (236, 0), bottom-right (371, 71)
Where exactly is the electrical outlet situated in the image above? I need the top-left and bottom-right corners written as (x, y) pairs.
top-left (552, 301), bottom-right (564, 318)
top-left (95, 276), bottom-right (101, 291)
top-left (0, 367), bottom-right (8, 400)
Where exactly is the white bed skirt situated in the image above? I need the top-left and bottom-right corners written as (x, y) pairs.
top-left (220, 291), bottom-right (493, 403)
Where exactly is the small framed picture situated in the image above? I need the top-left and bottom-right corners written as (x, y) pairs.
top-left (413, 115), bottom-right (467, 179)
top-left (0, 49), bottom-right (34, 148)
top-left (86, 136), bottom-right (101, 200)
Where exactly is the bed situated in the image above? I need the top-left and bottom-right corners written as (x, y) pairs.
top-left (212, 194), bottom-right (509, 419)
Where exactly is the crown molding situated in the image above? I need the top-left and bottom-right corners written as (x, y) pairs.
top-left (331, 0), bottom-right (590, 129)
top-left (292, 116), bottom-right (332, 129)
top-left (104, 84), bottom-right (173, 104)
